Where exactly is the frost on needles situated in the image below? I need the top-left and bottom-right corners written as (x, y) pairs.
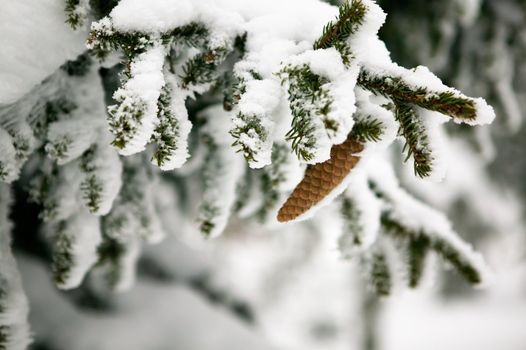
top-left (0, 1), bottom-right (499, 346)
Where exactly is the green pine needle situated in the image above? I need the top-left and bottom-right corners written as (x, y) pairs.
top-left (314, 0), bottom-right (367, 50)
top-left (395, 103), bottom-right (433, 178)
top-left (279, 64), bottom-right (332, 162)
top-left (369, 251), bottom-right (392, 296)
top-left (358, 70), bottom-right (478, 121)
top-left (407, 236), bottom-right (431, 288)
top-left (380, 214), bottom-right (483, 286)
top-left (351, 116), bottom-right (384, 143)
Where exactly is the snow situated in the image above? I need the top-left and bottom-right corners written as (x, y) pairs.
top-left (19, 254), bottom-right (276, 350)
top-left (104, 161), bottom-right (166, 244)
top-left (0, 186), bottom-right (32, 350)
top-left (339, 171), bottom-right (382, 254)
top-left (279, 49), bottom-right (353, 164)
top-left (471, 97), bottom-right (497, 125)
top-left (0, 3), bottom-right (510, 349)
top-left (0, 252), bottom-right (32, 350)
top-left (399, 137), bottom-right (524, 245)
top-left (91, 235), bottom-right (141, 293)
top-left (68, 0), bottom-right (91, 28)
top-left (81, 142), bottom-right (123, 216)
top-left (363, 64), bottom-right (496, 125)
top-left (47, 210), bottom-right (102, 290)
top-left (155, 86), bottom-right (193, 170)
top-left (0, 0), bottom-right (87, 104)
top-left (380, 293), bottom-right (526, 350)
top-left (211, 210), bottom-right (364, 350)
top-left (232, 78), bottom-right (282, 168)
top-left (198, 105), bottom-right (245, 238)
top-left (326, 68), bottom-right (359, 144)
top-left (353, 88), bottom-right (397, 156)
top-left (45, 117), bottom-right (102, 165)
top-left (284, 49), bottom-right (347, 82)
top-left (367, 159), bottom-right (493, 287)
top-left (236, 79), bottom-right (281, 117)
top-left (44, 163), bottom-right (84, 222)
top-left (111, 45), bottom-right (166, 156)
top-left (0, 128), bottom-right (19, 183)
top-left (347, 0), bottom-right (388, 64)
top-left (110, 0), bottom-right (244, 40)
top-left (200, 105), bottom-right (237, 146)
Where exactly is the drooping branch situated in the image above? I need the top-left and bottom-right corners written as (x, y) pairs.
top-left (358, 69), bottom-right (478, 122)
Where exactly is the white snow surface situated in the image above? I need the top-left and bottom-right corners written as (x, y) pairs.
top-left (0, 0), bottom-right (87, 104)
top-left (18, 254), bottom-right (276, 350)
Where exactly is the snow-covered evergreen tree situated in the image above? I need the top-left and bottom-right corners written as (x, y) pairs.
top-left (1, 0), bottom-right (524, 349)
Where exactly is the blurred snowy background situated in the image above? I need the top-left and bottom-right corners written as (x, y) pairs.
top-left (2, 0), bottom-right (526, 350)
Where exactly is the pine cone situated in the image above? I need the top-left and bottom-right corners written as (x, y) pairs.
top-left (277, 135), bottom-right (363, 222)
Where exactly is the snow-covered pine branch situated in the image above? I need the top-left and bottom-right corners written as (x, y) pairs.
top-left (197, 106), bottom-right (245, 238)
top-left (0, 186), bottom-right (32, 350)
top-left (368, 160), bottom-right (492, 289)
top-left (0, 0), bottom-right (501, 328)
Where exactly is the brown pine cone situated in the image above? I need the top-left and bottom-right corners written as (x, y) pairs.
top-left (277, 135), bottom-right (363, 222)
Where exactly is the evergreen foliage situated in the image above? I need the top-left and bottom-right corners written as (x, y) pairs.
top-left (314, 0), bottom-right (367, 50)
top-left (394, 103), bottom-right (434, 177)
top-left (350, 116), bottom-right (384, 143)
top-left (0, 1), bottom-right (503, 346)
top-left (279, 64), bottom-right (333, 162)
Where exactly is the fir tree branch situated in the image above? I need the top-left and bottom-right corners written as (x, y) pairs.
top-left (350, 116), bottom-right (384, 143)
top-left (228, 69), bottom-right (276, 168)
top-left (257, 144), bottom-right (290, 221)
top-left (394, 102), bottom-right (433, 178)
top-left (358, 69), bottom-right (478, 121)
top-left (230, 112), bottom-right (269, 163)
top-left (151, 84), bottom-right (191, 169)
top-left (279, 64), bottom-right (334, 162)
top-left (87, 19), bottom-right (153, 60)
top-left (368, 250), bottom-right (392, 296)
top-left (95, 232), bottom-right (139, 292)
top-left (180, 45), bottom-right (230, 89)
top-left (165, 22), bottom-right (209, 48)
top-left (380, 214), bottom-right (483, 285)
top-left (314, 0), bottom-right (367, 50)
top-left (107, 91), bottom-right (148, 150)
top-left (65, 0), bottom-right (89, 29)
top-left (407, 235), bottom-right (431, 288)
top-left (61, 52), bottom-right (92, 76)
top-left (51, 222), bottom-right (75, 286)
top-left (339, 196), bottom-right (364, 246)
top-left (80, 175), bottom-right (103, 213)
top-left (103, 157), bottom-right (164, 243)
